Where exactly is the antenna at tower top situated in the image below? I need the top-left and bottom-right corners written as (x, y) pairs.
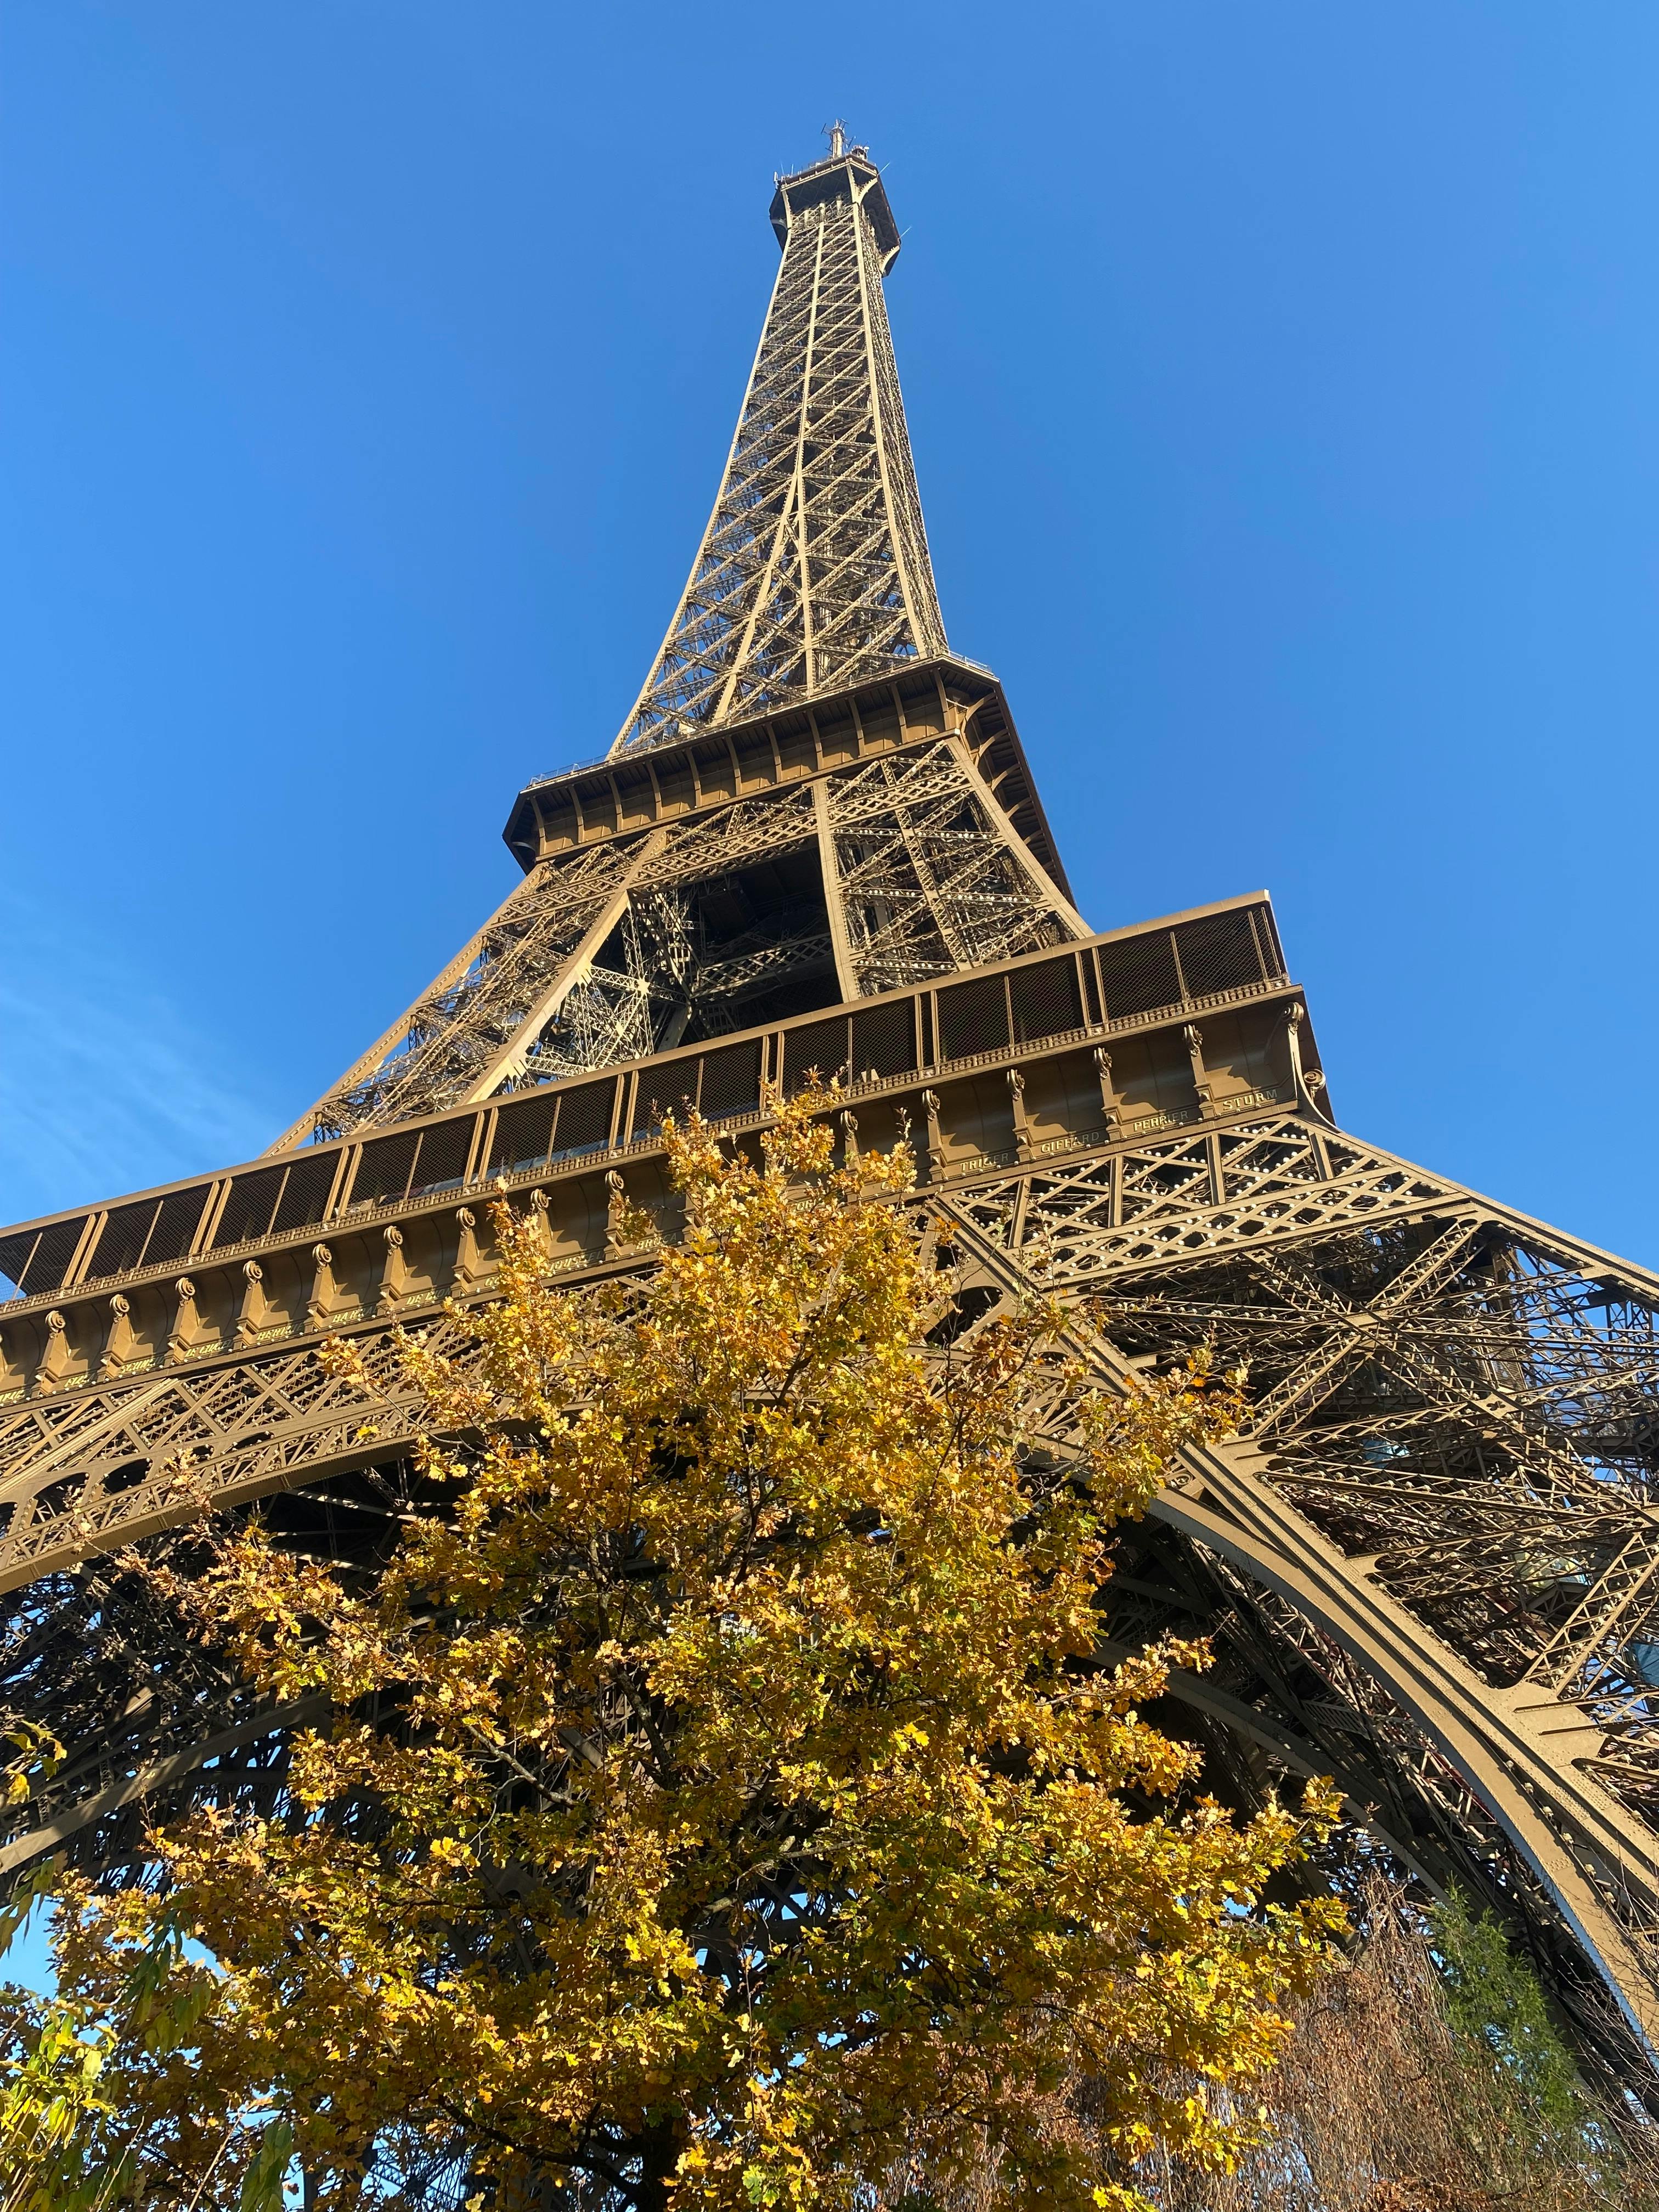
top-left (823, 118), bottom-right (848, 159)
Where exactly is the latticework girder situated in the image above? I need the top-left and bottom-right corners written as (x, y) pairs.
top-left (273, 785), bottom-right (825, 1144)
top-left (612, 147), bottom-right (945, 752)
top-left (275, 738), bottom-right (1082, 1147)
top-left (819, 742), bottom-right (1080, 990)
top-left (269, 836), bottom-right (650, 1146)
top-left (937, 1172), bottom-right (1659, 2072)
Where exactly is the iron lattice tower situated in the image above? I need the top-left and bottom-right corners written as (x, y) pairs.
top-left (617, 146), bottom-right (946, 747)
top-left (6, 140), bottom-right (1659, 2131)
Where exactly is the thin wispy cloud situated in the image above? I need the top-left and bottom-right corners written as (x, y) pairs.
top-left (0, 902), bottom-right (273, 1226)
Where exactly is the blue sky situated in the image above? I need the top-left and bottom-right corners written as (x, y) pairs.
top-left (3, 3), bottom-right (1658, 1264)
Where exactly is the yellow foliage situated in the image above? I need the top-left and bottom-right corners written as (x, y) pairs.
top-left (18, 1092), bottom-right (1342, 2209)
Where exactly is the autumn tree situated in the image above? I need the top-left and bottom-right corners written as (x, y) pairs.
top-left (4, 1094), bottom-right (1340, 2210)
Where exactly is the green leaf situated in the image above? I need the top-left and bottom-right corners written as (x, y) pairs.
top-left (238, 2117), bottom-right (294, 2212)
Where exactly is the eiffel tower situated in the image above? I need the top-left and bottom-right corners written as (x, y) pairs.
top-left (5, 134), bottom-right (1659, 2099)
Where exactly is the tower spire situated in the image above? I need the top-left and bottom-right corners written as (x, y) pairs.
top-left (612, 142), bottom-right (946, 753)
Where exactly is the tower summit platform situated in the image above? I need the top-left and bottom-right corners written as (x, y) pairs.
top-left (769, 140), bottom-right (901, 268)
